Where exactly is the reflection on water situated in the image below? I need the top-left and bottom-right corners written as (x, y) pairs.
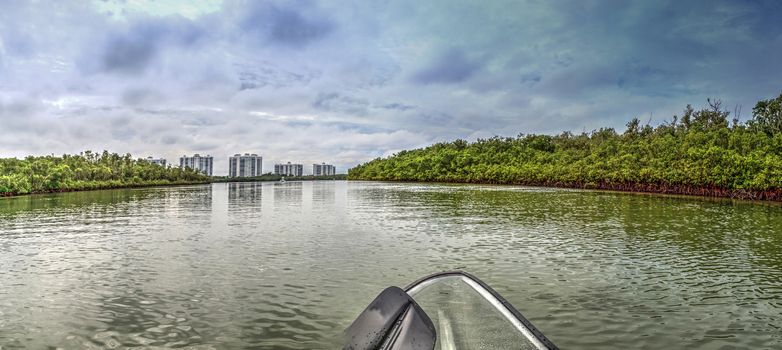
top-left (228, 182), bottom-right (263, 202)
top-left (1, 181), bottom-right (781, 349)
top-left (311, 181), bottom-right (335, 205)
top-left (274, 182), bottom-right (303, 205)
top-left (228, 182), bottom-right (263, 213)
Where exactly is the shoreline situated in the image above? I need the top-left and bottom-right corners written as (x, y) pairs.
top-left (0, 176), bottom-right (349, 199)
top-left (6, 177), bottom-right (779, 204)
top-left (348, 178), bottom-right (782, 203)
top-left (0, 180), bottom-right (211, 199)
top-left (212, 174), bottom-right (347, 183)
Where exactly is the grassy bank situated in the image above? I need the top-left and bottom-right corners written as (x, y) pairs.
top-left (349, 94), bottom-right (782, 201)
top-left (1, 151), bottom-right (210, 197)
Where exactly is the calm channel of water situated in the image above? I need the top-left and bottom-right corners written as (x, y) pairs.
top-left (1, 181), bottom-right (781, 349)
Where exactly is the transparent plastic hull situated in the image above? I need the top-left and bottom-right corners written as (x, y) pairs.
top-left (405, 272), bottom-right (557, 350)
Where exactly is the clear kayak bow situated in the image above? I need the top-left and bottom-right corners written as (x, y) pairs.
top-left (344, 271), bottom-right (558, 350)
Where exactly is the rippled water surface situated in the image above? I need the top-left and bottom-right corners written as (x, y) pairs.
top-left (1, 181), bottom-right (781, 349)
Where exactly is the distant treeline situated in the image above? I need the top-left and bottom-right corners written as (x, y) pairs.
top-left (213, 174), bottom-right (347, 182)
top-left (0, 151), bottom-right (210, 196)
top-left (349, 93), bottom-right (782, 201)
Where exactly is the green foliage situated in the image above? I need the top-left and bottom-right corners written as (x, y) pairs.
top-left (0, 151), bottom-right (209, 196)
top-left (749, 92), bottom-right (782, 136)
top-left (349, 97), bottom-right (782, 194)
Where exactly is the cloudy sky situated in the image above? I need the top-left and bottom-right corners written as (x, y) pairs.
top-left (1, 0), bottom-right (781, 175)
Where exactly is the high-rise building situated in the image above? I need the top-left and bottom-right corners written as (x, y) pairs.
top-left (274, 162), bottom-right (304, 177)
top-left (229, 153), bottom-right (263, 178)
top-left (179, 154), bottom-right (213, 176)
top-left (145, 157), bottom-right (167, 167)
top-left (312, 163), bottom-right (336, 176)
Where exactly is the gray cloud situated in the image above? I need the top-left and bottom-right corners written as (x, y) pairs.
top-left (237, 65), bottom-right (317, 90)
top-left (102, 36), bottom-right (157, 74)
top-left (160, 134), bottom-right (181, 145)
top-left (412, 49), bottom-right (481, 85)
top-left (121, 88), bottom-right (166, 106)
top-left (380, 103), bottom-right (415, 111)
top-left (92, 16), bottom-right (207, 74)
top-left (268, 9), bottom-right (333, 46)
top-left (239, 2), bottom-right (334, 47)
top-left (0, 99), bottom-right (36, 117)
top-left (520, 73), bottom-right (541, 85)
top-left (312, 92), bottom-right (370, 116)
top-left (0, 26), bottom-right (35, 58)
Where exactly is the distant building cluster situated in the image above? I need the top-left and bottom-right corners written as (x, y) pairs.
top-left (179, 154), bottom-right (214, 176)
top-left (274, 162), bottom-right (304, 177)
top-left (313, 163), bottom-right (336, 176)
top-left (229, 153), bottom-right (263, 178)
top-left (147, 153), bottom-right (336, 177)
top-left (145, 157), bottom-right (167, 167)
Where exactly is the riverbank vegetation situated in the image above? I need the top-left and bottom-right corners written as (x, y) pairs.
top-left (349, 94), bottom-right (782, 201)
top-left (0, 151), bottom-right (210, 196)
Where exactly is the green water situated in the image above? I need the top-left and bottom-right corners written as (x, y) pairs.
top-left (1, 181), bottom-right (780, 349)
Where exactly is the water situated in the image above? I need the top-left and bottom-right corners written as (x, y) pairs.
top-left (1, 181), bottom-right (781, 349)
